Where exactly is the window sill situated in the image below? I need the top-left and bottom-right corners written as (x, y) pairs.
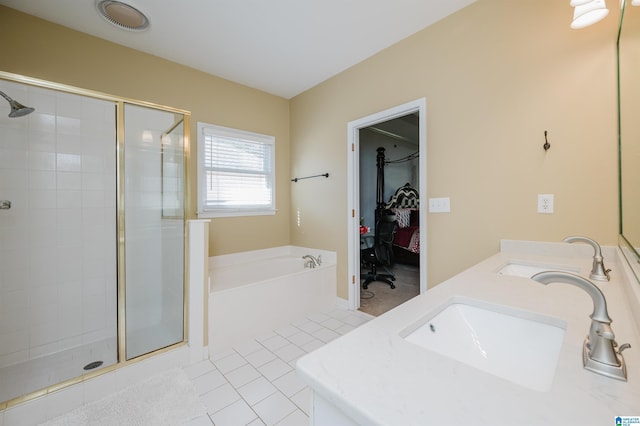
top-left (197, 209), bottom-right (277, 219)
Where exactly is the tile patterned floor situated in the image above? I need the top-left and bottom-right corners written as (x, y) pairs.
top-left (183, 306), bottom-right (373, 426)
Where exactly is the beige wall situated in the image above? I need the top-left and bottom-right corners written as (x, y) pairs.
top-left (0, 6), bottom-right (291, 256)
top-left (2, 1), bottom-right (622, 301)
top-left (290, 0), bottom-right (620, 298)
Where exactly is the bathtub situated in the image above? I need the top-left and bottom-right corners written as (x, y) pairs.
top-left (208, 246), bottom-right (337, 354)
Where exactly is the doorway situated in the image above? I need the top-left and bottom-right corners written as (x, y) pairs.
top-left (347, 99), bottom-right (427, 312)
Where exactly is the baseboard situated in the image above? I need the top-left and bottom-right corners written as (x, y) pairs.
top-left (334, 297), bottom-right (350, 310)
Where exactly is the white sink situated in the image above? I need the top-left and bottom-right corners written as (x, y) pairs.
top-left (401, 298), bottom-right (566, 392)
top-left (497, 261), bottom-right (580, 278)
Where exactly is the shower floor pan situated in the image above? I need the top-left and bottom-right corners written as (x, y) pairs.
top-left (0, 338), bottom-right (117, 404)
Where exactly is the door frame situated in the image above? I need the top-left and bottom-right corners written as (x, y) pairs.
top-left (347, 98), bottom-right (427, 310)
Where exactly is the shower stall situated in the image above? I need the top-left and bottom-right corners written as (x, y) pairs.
top-left (0, 73), bottom-right (189, 407)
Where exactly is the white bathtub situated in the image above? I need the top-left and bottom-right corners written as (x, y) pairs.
top-left (208, 246), bottom-right (337, 354)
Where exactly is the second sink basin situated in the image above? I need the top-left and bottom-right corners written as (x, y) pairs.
top-left (497, 261), bottom-right (580, 278)
top-left (401, 298), bottom-right (566, 392)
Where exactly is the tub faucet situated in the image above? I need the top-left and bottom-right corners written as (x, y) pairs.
top-left (562, 236), bottom-right (610, 281)
top-left (302, 254), bottom-right (321, 268)
top-left (531, 271), bottom-right (630, 381)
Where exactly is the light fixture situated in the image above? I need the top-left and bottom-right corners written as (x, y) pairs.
top-left (96, 0), bottom-right (149, 31)
top-left (571, 0), bottom-right (610, 29)
top-left (632, 0), bottom-right (640, 5)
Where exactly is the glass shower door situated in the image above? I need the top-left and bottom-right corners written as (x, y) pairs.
top-left (123, 104), bottom-right (185, 360)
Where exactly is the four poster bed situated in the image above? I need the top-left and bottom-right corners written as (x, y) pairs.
top-left (370, 146), bottom-right (420, 268)
top-left (385, 183), bottom-right (420, 265)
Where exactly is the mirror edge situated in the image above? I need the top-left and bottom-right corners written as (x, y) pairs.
top-left (619, 235), bottom-right (640, 283)
top-left (617, 0), bottom-right (640, 285)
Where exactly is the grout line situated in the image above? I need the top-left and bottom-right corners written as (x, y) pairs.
top-left (189, 305), bottom-right (373, 425)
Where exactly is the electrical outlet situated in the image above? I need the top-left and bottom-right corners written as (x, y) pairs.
top-left (429, 197), bottom-right (450, 213)
top-left (537, 194), bottom-right (554, 214)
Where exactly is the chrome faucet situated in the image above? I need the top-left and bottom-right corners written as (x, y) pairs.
top-left (562, 236), bottom-right (610, 281)
top-left (302, 254), bottom-right (321, 268)
top-left (531, 271), bottom-right (630, 381)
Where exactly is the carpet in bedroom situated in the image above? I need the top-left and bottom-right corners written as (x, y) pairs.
top-left (359, 263), bottom-right (420, 316)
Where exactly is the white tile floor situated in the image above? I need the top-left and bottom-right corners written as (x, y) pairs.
top-left (182, 306), bottom-right (373, 426)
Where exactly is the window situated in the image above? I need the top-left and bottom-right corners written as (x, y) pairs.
top-left (197, 122), bottom-right (275, 217)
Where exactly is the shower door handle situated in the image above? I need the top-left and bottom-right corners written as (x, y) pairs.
top-left (0, 200), bottom-right (11, 209)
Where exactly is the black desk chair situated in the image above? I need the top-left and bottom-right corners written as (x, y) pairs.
top-left (361, 212), bottom-right (397, 289)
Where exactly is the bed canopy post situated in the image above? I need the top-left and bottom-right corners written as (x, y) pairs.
top-left (375, 147), bottom-right (386, 225)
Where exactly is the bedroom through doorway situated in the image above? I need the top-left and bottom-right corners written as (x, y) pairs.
top-left (347, 99), bottom-right (426, 315)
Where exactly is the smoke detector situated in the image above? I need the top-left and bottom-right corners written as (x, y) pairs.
top-left (96, 0), bottom-right (149, 31)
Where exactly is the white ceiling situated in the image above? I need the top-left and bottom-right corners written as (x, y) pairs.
top-left (0, 0), bottom-right (476, 99)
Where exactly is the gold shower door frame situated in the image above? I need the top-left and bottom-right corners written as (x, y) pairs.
top-left (0, 71), bottom-right (191, 410)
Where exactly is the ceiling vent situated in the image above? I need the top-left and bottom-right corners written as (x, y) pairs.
top-left (96, 0), bottom-right (149, 32)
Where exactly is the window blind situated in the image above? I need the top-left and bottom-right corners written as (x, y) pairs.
top-left (200, 125), bottom-right (275, 214)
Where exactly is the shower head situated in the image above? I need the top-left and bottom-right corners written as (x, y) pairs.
top-left (0, 90), bottom-right (35, 118)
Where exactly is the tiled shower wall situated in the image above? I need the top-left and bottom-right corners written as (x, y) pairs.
top-left (0, 80), bottom-right (117, 368)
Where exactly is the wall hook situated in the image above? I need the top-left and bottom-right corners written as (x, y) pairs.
top-left (543, 130), bottom-right (551, 151)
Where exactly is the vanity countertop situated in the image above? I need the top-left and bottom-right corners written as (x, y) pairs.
top-left (296, 241), bottom-right (640, 425)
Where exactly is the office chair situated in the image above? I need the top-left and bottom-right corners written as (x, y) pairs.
top-left (361, 211), bottom-right (397, 289)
